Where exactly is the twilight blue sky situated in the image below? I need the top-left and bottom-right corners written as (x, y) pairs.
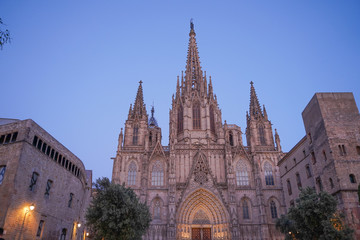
top-left (1, 1), bottom-right (360, 181)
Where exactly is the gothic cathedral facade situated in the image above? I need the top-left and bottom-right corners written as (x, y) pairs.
top-left (112, 23), bottom-right (285, 240)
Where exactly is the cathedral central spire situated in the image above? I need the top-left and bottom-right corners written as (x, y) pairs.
top-left (249, 81), bottom-right (264, 120)
top-left (130, 80), bottom-right (147, 119)
top-left (184, 20), bottom-right (204, 93)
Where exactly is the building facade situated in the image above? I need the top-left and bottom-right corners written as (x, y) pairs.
top-left (112, 23), bottom-right (286, 240)
top-left (0, 119), bottom-right (92, 240)
top-left (278, 93), bottom-right (360, 238)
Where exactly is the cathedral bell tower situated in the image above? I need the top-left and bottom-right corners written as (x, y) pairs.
top-left (246, 81), bottom-right (278, 152)
top-left (169, 20), bottom-right (223, 145)
top-left (123, 81), bottom-right (148, 148)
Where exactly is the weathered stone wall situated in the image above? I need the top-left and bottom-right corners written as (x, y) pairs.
top-left (0, 119), bottom-right (91, 240)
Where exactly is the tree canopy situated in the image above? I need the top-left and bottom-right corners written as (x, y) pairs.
top-left (276, 187), bottom-right (353, 240)
top-left (0, 18), bottom-right (10, 49)
top-left (85, 178), bottom-right (151, 240)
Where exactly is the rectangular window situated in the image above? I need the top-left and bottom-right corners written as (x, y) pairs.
top-left (42, 143), bottom-right (47, 153)
top-left (29, 172), bottom-right (39, 191)
top-left (44, 180), bottom-right (52, 197)
top-left (68, 193), bottom-right (74, 208)
top-left (36, 220), bottom-right (44, 237)
top-left (50, 149), bottom-right (55, 159)
top-left (46, 146), bottom-right (51, 156)
top-left (32, 136), bottom-right (38, 146)
top-left (37, 139), bottom-right (42, 150)
top-left (306, 164), bottom-right (312, 178)
top-left (0, 165), bottom-right (6, 185)
top-left (11, 132), bottom-right (18, 142)
top-left (296, 173), bottom-right (302, 189)
top-left (0, 135), bottom-right (5, 144)
top-left (4, 134), bottom-right (11, 144)
top-left (311, 151), bottom-right (316, 164)
top-left (316, 177), bottom-right (323, 191)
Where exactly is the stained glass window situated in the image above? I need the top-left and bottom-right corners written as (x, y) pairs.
top-left (128, 161), bottom-right (137, 185)
top-left (270, 201), bottom-right (277, 218)
top-left (154, 199), bottom-right (161, 219)
top-left (151, 160), bottom-right (164, 186)
top-left (236, 161), bottom-right (249, 186)
top-left (264, 162), bottom-right (274, 186)
top-left (242, 200), bottom-right (250, 219)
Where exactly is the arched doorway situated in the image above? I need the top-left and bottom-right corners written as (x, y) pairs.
top-left (176, 188), bottom-right (230, 240)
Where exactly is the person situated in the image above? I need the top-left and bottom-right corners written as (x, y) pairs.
top-left (0, 227), bottom-right (5, 240)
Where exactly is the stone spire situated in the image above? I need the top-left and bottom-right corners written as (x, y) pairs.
top-left (130, 81), bottom-right (147, 119)
top-left (248, 81), bottom-right (263, 120)
top-left (184, 19), bottom-right (204, 94)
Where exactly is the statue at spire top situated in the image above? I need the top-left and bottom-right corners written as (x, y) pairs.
top-left (190, 18), bottom-right (194, 31)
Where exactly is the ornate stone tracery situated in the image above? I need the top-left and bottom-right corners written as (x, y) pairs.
top-left (193, 154), bottom-right (209, 185)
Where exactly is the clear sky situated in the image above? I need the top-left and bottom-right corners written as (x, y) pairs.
top-left (1, 1), bottom-right (360, 181)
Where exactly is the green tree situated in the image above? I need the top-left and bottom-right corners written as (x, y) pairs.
top-left (276, 187), bottom-right (354, 240)
top-left (85, 178), bottom-right (151, 240)
top-left (0, 18), bottom-right (11, 49)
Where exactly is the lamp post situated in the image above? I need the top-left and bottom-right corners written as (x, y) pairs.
top-left (19, 204), bottom-right (35, 239)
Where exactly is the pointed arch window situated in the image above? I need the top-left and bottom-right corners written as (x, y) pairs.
top-left (229, 131), bottom-right (234, 146)
top-left (127, 161), bottom-right (137, 186)
top-left (210, 105), bottom-right (215, 133)
top-left (177, 105), bottom-right (184, 133)
top-left (259, 125), bottom-right (266, 145)
top-left (242, 200), bottom-right (250, 219)
top-left (151, 160), bottom-right (164, 186)
top-left (264, 162), bottom-right (274, 185)
top-left (236, 161), bottom-right (249, 186)
top-left (193, 102), bottom-right (201, 129)
top-left (133, 126), bottom-right (138, 145)
top-left (270, 200), bottom-right (278, 218)
top-left (154, 199), bottom-right (161, 219)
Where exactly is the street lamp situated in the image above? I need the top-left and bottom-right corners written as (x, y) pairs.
top-left (29, 204), bottom-right (35, 211)
top-left (77, 223), bottom-right (81, 228)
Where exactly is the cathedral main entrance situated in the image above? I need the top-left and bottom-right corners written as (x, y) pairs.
top-left (192, 228), bottom-right (211, 240)
top-left (176, 188), bottom-right (230, 240)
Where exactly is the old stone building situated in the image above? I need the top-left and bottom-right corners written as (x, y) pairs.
top-left (278, 93), bottom-right (360, 238)
top-left (0, 119), bottom-right (92, 240)
top-left (112, 23), bottom-right (286, 240)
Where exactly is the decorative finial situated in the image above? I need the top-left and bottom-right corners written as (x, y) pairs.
top-left (250, 81), bottom-right (253, 85)
top-left (190, 18), bottom-right (194, 31)
top-left (151, 104), bottom-right (155, 118)
top-left (139, 80), bottom-right (143, 85)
